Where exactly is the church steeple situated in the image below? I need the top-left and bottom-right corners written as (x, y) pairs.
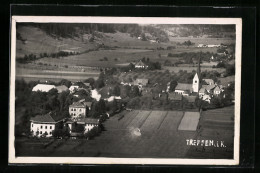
top-left (192, 52), bottom-right (202, 93)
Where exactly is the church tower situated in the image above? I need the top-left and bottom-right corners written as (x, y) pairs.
top-left (192, 52), bottom-right (201, 93)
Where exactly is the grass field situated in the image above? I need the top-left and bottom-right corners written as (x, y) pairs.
top-left (178, 112), bottom-right (200, 131)
top-left (15, 107), bottom-right (235, 159)
top-left (185, 106), bottom-right (234, 159)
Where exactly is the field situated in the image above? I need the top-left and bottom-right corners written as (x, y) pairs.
top-left (185, 106), bottom-right (234, 159)
top-left (16, 107), bottom-right (234, 159)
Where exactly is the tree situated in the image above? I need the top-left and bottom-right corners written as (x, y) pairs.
top-left (84, 78), bottom-right (95, 87)
top-left (130, 86), bottom-right (140, 98)
top-left (169, 81), bottom-right (178, 92)
top-left (113, 85), bottom-right (121, 96)
top-left (59, 79), bottom-right (72, 88)
top-left (95, 79), bottom-right (105, 89)
top-left (225, 64), bottom-right (235, 76)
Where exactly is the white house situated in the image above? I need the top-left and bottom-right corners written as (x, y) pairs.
top-left (202, 94), bottom-right (211, 103)
top-left (213, 86), bottom-right (221, 96)
top-left (134, 60), bottom-right (148, 69)
top-left (69, 99), bottom-right (91, 119)
top-left (30, 112), bottom-right (66, 137)
top-left (32, 84), bottom-right (56, 92)
top-left (69, 85), bottom-right (79, 93)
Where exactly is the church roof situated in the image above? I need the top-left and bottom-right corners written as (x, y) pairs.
top-left (175, 83), bottom-right (192, 91)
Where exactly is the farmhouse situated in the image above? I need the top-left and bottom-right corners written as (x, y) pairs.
top-left (56, 85), bottom-right (69, 93)
top-left (69, 99), bottom-right (91, 119)
top-left (32, 84), bottom-right (56, 92)
top-left (134, 60), bottom-right (148, 69)
top-left (30, 112), bottom-right (66, 137)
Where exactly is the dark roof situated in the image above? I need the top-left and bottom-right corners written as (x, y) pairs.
top-left (70, 102), bottom-right (86, 108)
top-left (202, 84), bottom-right (216, 91)
top-left (175, 83), bottom-right (192, 91)
top-left (30, 112), bottom-right (66, 123)
top-left (168, 93), bottom-right (182, 101)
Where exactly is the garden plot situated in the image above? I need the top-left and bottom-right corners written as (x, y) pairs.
top-left (178, 112), bottom-right (200, 131)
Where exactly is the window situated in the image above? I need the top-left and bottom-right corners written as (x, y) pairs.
top-left (195, 80), bottom-right (197, 83)
top-left (46, 132), bottom-right (48, 135)
top-left (50, 132), bottom-right (52, 135)
top-left (71, 108), bottom-right (73, 111)
top-left (45, 126), bottom-right (47, 129)
top-left (40, 126), bottom-right (42, 129)
top-left (31, 124), bottom-right (33, 127)
top-left (74, 109), bottom-right (76, 111)
top-left (50, 126), bottom-right (52, 129)
top-left (40, 131), bottom-right (42, 134)
top-left (79, 109), bottom-right (81, 112)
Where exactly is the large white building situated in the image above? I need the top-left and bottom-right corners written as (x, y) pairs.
top-left (32, 84), bottom-right (56, 92)
top-left (30, 112), bottom-right (66, 137)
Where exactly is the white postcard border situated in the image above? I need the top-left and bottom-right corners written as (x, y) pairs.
top-left (9, 16), bottom-right (242, 165)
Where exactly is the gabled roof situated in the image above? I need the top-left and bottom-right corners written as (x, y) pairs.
top-left (214, 86), bottom-right (221, 92)
top-left (70, 101), bottom-right (87, 108)
top-left (202, 79), bottom-right (214, 85)
top-left (32, 84), bottom-right (56, 92)
top-left (56, 85), bottom-right (69, 93)
top-left (202, 84), bottom-right (216, 91)
top-left (175, 83), bottom-right (192, 91)
top-left (135, 60), bottom-right (147, 67)
top-left (83, 83), bottom-right (91, 87)
top-left (30, 112), bottom-right (66, 123)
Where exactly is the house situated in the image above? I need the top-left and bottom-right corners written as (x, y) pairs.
top-left (77, 118), bottom-right (100, 133)
top-left (69, 99), bottom-right (91, 119)
top-left (202, 94), bottom-right (211, 103)
top-left (56, 85), bottom-right (69, 93)
top-left (199, 87), bottom-right (207, 98)
top-left (83, 83), bottom-right (91, 88)
top-left (30, 112), bottom-right (66, 137)
top-left (213, 86), bottom-right (221, 95)
top-left (134, 60), bottom-right (148, 69)
top-left (66, 118), bottom-right (100, 135)
top-left (202, 79), bottom-right (215, 85)
top-left (32, 84), bottom-right (56, 92)
top-left (69, 85), bottom-right (79, 93)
